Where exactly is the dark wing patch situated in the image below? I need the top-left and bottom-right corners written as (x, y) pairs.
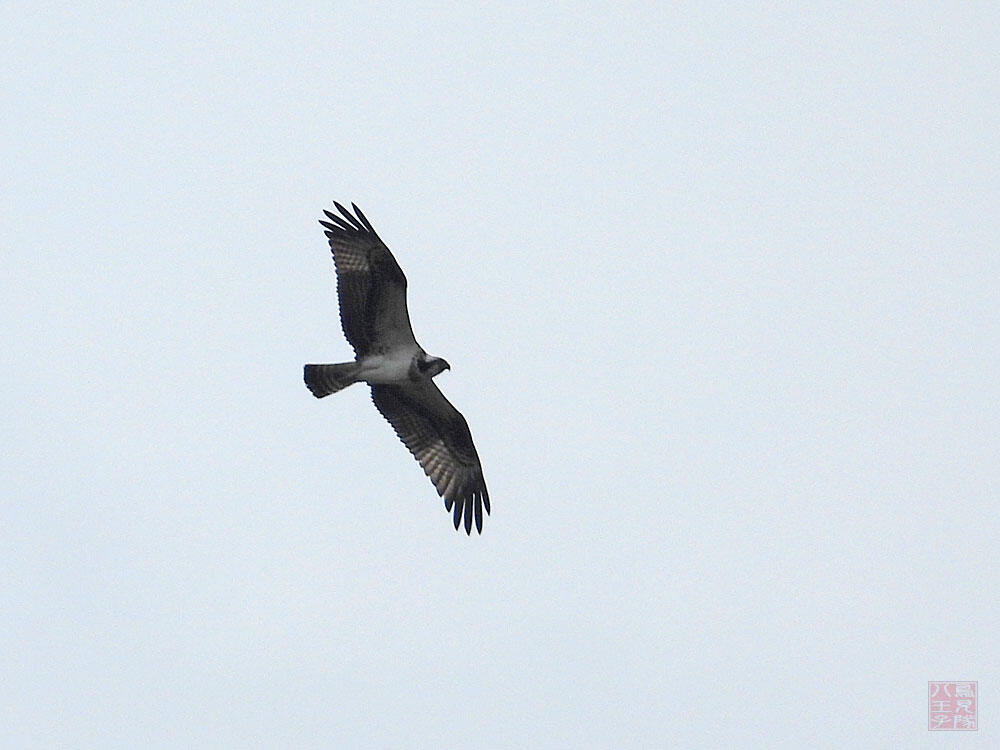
top-left (370, 382), bottom-right (490, 534)
top-left (318, 203), bottom-right (416, 356)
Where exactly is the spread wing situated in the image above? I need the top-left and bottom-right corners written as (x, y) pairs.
top-left (318, 202), bottom-right (417, 356)
top-left (371, 382), bottom-right (490, 534)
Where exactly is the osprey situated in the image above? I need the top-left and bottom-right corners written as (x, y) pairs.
top-left (304, 202), bottom-right (490, 534)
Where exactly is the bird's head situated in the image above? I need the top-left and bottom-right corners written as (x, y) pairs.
top-left (417, 355), bottom-right (451, 379)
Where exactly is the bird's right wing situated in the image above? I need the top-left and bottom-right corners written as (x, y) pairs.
top-left (319, 203), bottom-right (417, 356)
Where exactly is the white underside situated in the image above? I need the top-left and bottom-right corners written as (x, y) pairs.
top-left (357, 348), bottom-right (417, 384)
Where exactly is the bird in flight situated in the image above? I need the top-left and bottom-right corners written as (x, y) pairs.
top-left (304, 202), bottom-right (490, 534)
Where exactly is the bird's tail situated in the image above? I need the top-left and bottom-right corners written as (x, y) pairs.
top-left (304, 362), bottom-right (362, 398)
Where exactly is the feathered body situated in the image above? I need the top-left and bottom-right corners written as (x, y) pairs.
top-left (304, 203), bottom-right (490, 534)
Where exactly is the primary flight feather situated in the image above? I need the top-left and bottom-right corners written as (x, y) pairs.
top-left (304, 202), bottom-right (490, 534)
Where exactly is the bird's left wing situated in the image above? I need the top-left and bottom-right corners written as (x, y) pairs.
top-left (370, 381), bottom-right (490, 534)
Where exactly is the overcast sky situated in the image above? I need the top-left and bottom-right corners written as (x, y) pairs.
top-left (3, 2), bottom-right (998, 747)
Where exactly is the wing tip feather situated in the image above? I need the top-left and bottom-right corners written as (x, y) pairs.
top-left (474, 491), bottom-right (484, 534)
top-left (320, 204), bottom-right (374, 236)
top-left (352, 203), bottom-right (378, 234)
top-left (333, 201), bottom-right (366, 232)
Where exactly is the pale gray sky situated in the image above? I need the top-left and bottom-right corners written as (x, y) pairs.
top-left (2, 1), bottom-right (998, 747)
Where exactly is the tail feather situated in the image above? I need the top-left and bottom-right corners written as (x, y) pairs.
top-left (304, 363), bottom-right (361, 398)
